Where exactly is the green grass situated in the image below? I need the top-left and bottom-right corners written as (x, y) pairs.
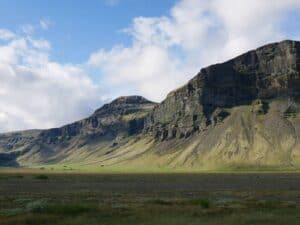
top-left (0, 173), bottom-right (300, 225)
top-left (25, 164), bottom-right (300, 174)
top-left (121, 111), bottom-right (149, 121)
top-left (1, 201), bottom-right (299, 225)
top-left (34, 175), bottom-right (48, 180)
top-left (189, 199), bottom-right (210, 208)
top-left (42, 204), bottom-right (93, 215)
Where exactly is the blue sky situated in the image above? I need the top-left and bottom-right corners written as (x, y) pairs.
top-left (0, 0), bottom-right (300, 132)
top-left (0, 0), bottom-right (175, 63)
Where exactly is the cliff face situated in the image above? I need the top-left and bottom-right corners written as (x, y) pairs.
top-left (1, 40), bottom-right (300, 169)
top-left (144, 40), bottom-right (300, 141)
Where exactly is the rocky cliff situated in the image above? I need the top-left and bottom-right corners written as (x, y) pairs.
top-left (1, 40), bottom-right (300, 170)
top-left (144, 40), bottom-right (300, 141)
top-left (39, 95), bottom-right (155, 144)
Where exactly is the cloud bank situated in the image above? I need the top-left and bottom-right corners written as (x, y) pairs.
top-left (0, 33), bottom-right (103, 132)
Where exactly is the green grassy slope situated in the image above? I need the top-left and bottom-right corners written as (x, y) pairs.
top-left (12, 98), bottom-right (299, 173)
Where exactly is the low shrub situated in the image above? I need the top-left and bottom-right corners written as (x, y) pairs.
top-left (190, 199), bottom-right (210, 209)
top-left (34, 175), bottom-right (49, 180)
top-left (45, 204), bottom-right (92, 215)
top-left (26, 200), bottom-right (48, 213)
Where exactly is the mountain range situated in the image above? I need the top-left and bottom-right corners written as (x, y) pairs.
top-left (1, 40), bottom-right (300, 171)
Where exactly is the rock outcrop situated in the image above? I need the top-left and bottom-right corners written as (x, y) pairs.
top-left (39, 95), bottom-right (155, 144)
top-left (144, 40), bottom-right (300, 141)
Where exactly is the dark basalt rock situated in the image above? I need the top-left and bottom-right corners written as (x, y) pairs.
top-left (0, 152), bottom-right (20, 166)
top-left (38, 96), bottom-right (156, 145)
top-left (144, 40), bottom-right (300, 140)
top-left (251, 100), bottom-right (269, 115)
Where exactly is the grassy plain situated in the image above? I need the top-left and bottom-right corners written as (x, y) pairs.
top-left (0, 171), bottom-right (300, 225)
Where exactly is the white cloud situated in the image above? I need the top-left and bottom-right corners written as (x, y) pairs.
top-left (39, 19), bottom-right (52, 30)
top-left (20, 19), bottom-right (53, 35)
top-left (88, 0), bottom-right (300, 102)
top-left (20, 24), bottom-right (35, 35)
top-left (27, 37), bottom-right (51, 50)
top-left (0, 29), bottom-right (15, 40)
top-left (0, 112), bottom-right (7, 122)
top-left (0, 30), bottom-right (103, 132)
top-left (88, 44), bottom-right (187, 100)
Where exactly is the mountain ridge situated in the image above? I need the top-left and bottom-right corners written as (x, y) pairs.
top-left (1, 40), bottom-right (300, 170)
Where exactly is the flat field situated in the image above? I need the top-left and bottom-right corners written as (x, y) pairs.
top-left (0, 171), bottom-right (300, 225)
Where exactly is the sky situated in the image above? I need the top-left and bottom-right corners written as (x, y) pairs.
top-left (0, 0), bottom-right (300, 132)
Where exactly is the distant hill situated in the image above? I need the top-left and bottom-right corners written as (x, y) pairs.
top-left (1, 40), bottom-right (300, 171)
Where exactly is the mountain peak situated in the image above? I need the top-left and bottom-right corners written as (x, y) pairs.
top-left (110, 95), bottom-right (154, 105)
top-left (258, 39), bottom-right (300, 48)
top-left (93, 95), bottom-right (155, 116)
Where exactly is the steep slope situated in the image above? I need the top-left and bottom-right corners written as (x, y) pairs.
top-left (1, 40), bottom-right (300, 170)
top-left (0, 96), bottom-right (156, 166)
top-left (98, 40), bottom-right (300, 170)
